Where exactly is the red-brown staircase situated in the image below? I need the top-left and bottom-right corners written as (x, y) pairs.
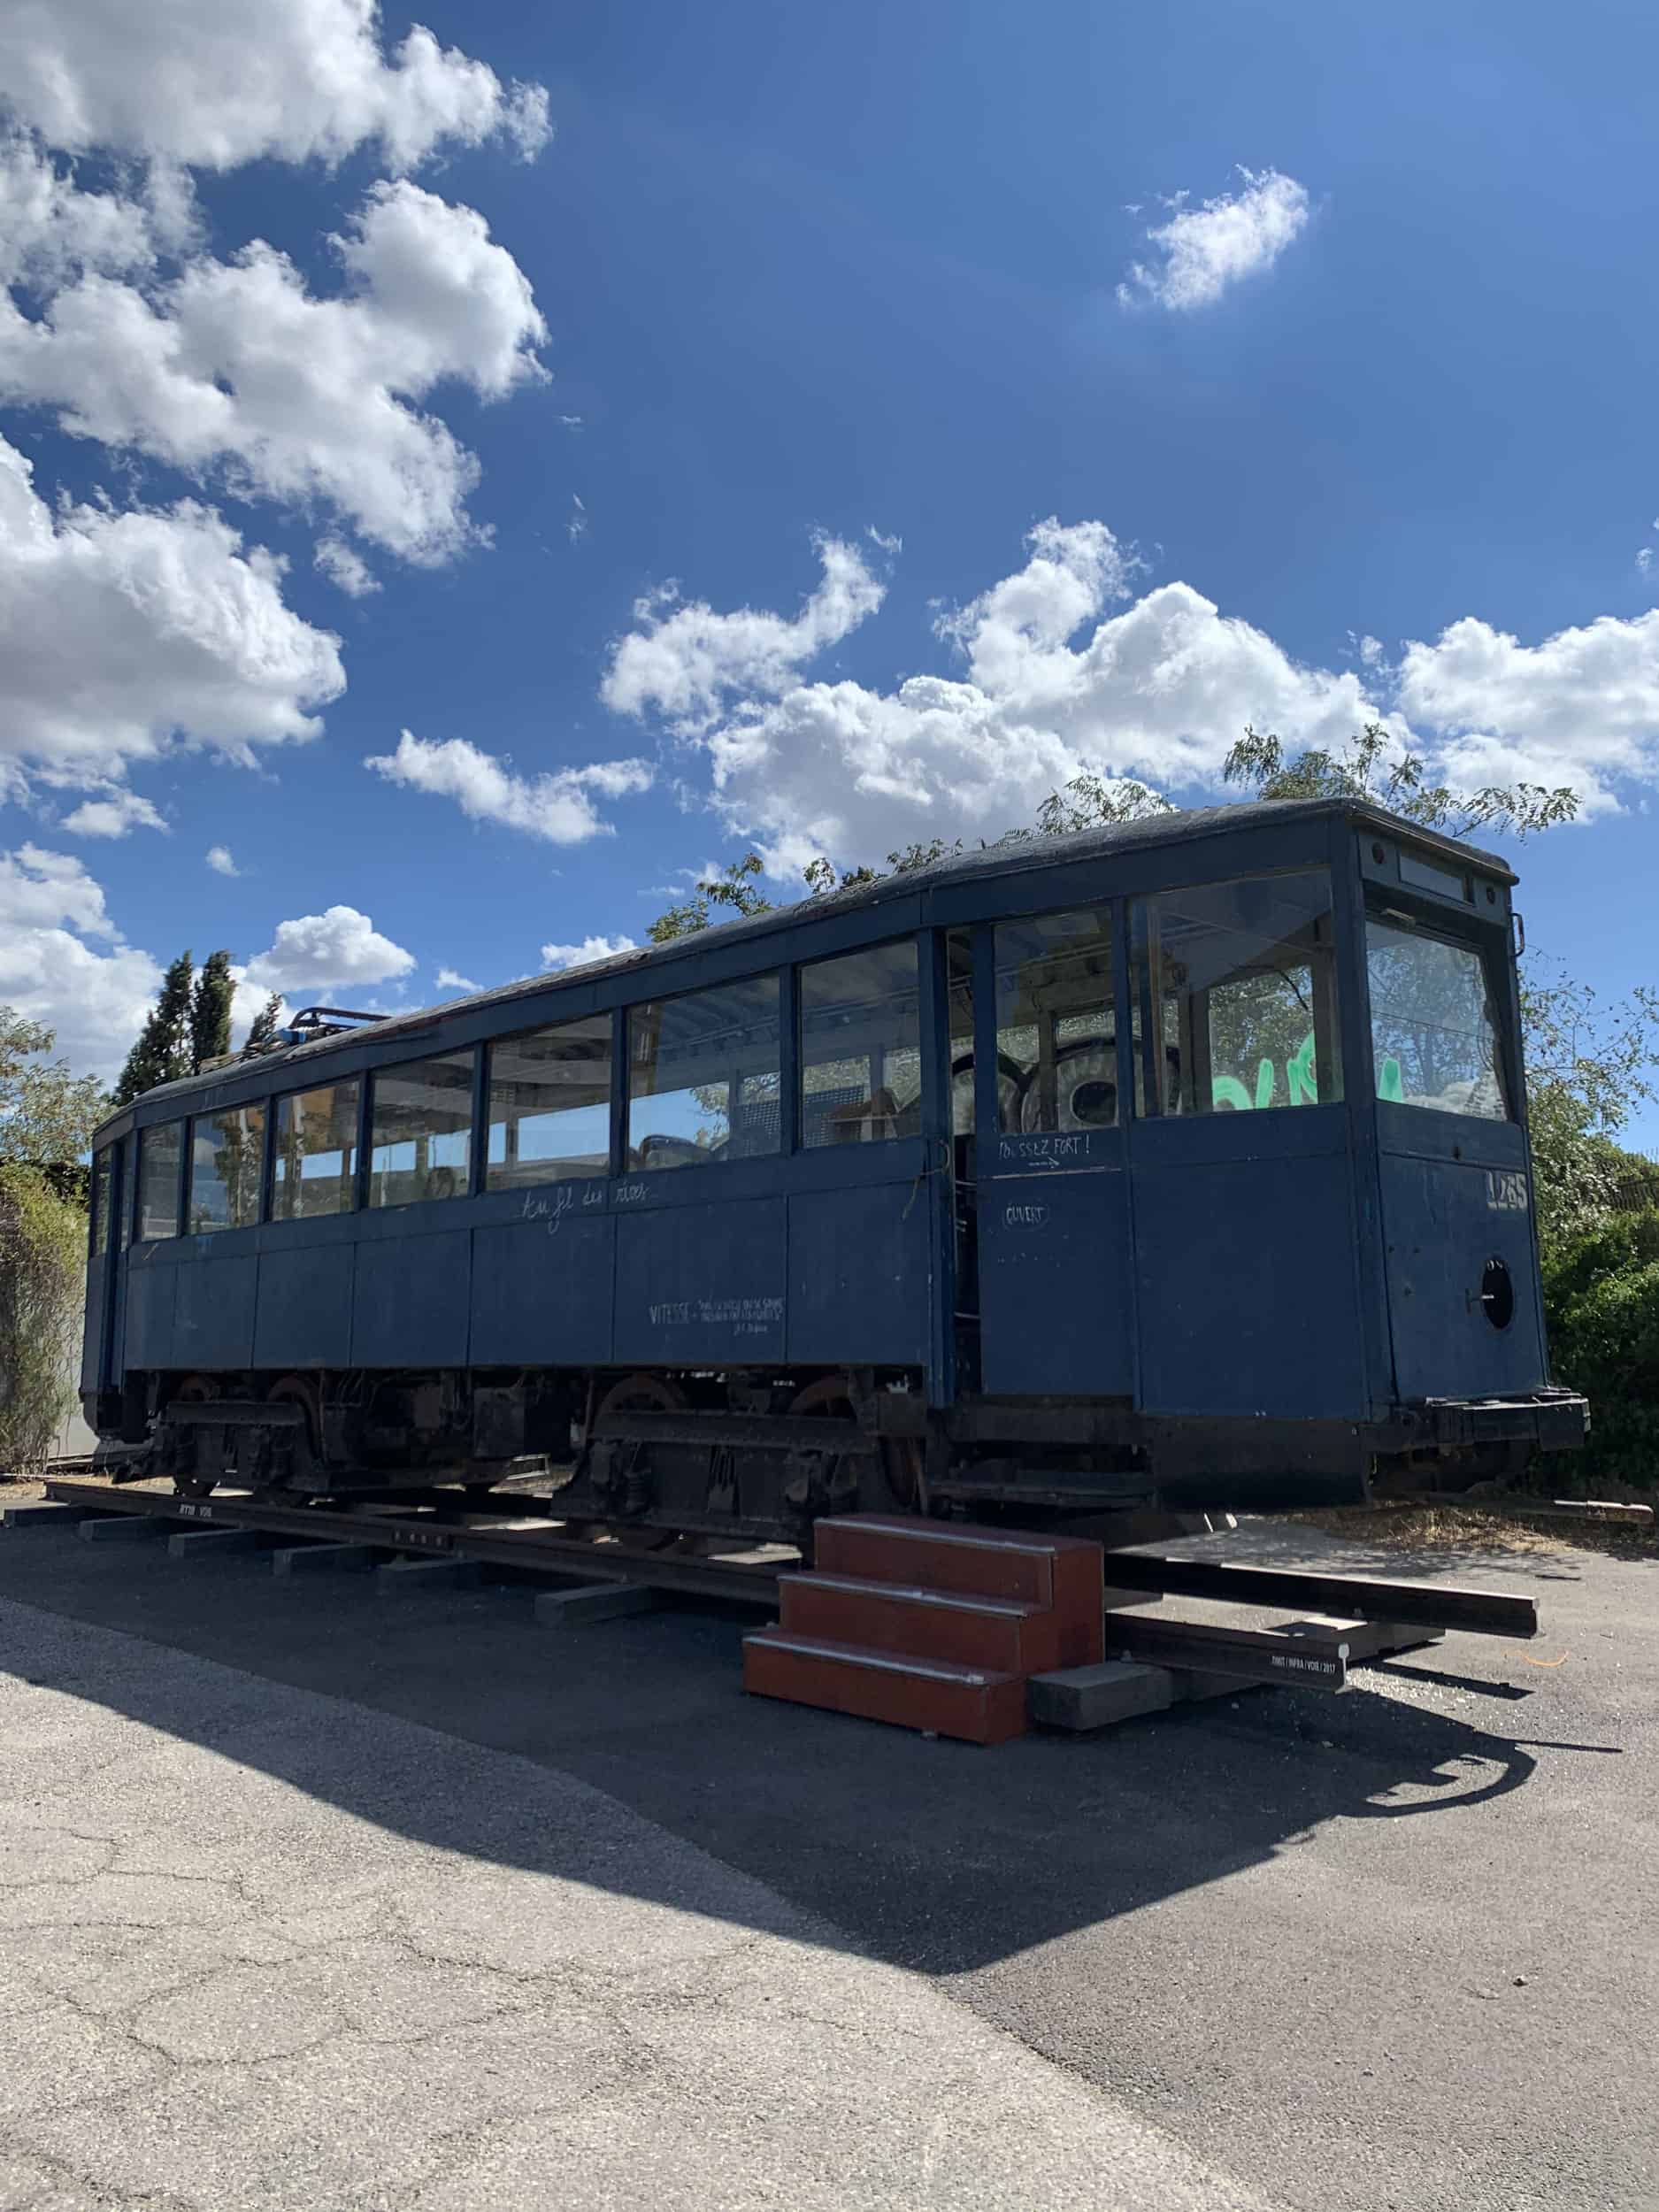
top-left (742, 1513), bottom-right (1105, 1745)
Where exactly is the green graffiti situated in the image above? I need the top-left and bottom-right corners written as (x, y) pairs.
top-left (1210, 1032), bottom-right (1317, 1112)
top-left (1202, 1033), bottom-right (1412, 1108)
top-left (1287, 1030), bottom-right (1319, 1106)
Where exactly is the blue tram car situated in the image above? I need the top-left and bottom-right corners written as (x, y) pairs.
top-left (80, 798), bottom-right (1586, 1544)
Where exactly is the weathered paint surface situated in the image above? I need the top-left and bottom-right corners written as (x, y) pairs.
top-left (79, 800), bottom-right (1551, 1451)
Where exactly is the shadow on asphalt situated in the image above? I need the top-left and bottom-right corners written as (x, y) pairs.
top-left (0, 1524), bottom-right (1582, 1976)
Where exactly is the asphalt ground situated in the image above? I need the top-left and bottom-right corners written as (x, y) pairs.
top-left (0, 1505), bottom-right (1655, 2211)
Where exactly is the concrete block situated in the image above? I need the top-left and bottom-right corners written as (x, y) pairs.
top-left (271, 1541), bottom-right (382, 1578)
top-left (533, 1581), bottom-right (655, 1627)
top-left (2, 1500), bottom-right (94, 1530)
top-left (166, 1526), bottom-right (271, 1559)
top-left (1028, 1659), bottom-right (1175, 1732)
top-left (77, 1513), bottom-right (173, 1543)
top-left (375, 1555), bottom-right (484, 1596)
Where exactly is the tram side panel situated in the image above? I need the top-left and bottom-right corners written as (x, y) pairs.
top-left (1376, 1108), bottom-right (1549, 1403)
top-left (254, 1236), bottom-right (357, 1370)
top-left (124, 1246), bottom-right (180, 1372)
top-left (1131, 1110), bottom-right (1370, 1423)
top-left (786, 1180), bottom-right (931, 1369)
top-left (174, 1244), bottom-right (257, 1371)
top-left (612, 1193), bottom-right (787, 1368)
top-left (470, 1206), bottom-right (614, 1367)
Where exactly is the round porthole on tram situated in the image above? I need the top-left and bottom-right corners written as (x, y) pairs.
top-left (1479, 1257), bottom-right (1515, 1331)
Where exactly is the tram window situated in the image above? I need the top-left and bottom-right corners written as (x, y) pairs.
top-left (627, 976), bottom-right (780, 1170)
top-left (136, 1122), bottom-right (183, 1240)
top-left (187, 1104), bottom-right (266, 1233)
top-left (272, 1080), bottom-right (359, 1219)
top-left (994, 907), bottom-right (1118, 1133)
top-left (487, 1014), bottom-right (612, 1187)
top-left (367, 1050), bottom-right (475, 1207)
top-left (90, 1147), bottom-right (112, 1256)
top-left (1133, 871), bottom-right (1342, 1115)
top-left (800, 941), bottom-right (920, 1148)
top-left (1367, 920), bottom-right (1509, 1118)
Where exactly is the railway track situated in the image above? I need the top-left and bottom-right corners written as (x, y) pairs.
top-left (9, 1477), bottom-right (1548, 1711)
top-left (27, 1476), bottom-right (791, 1606)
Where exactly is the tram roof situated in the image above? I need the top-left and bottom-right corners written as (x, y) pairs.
top-left (105, 795), bottom-right (1514, 1129)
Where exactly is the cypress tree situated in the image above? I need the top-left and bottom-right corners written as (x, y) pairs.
top-left (243, 994), bottom-right (284, 1055)
top-left (189, 949), bottom-right (235, 1071)
top-left (112, 951), bottom-right (196, 1106)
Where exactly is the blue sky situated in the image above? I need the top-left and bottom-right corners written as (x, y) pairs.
top-left (2, 1), bottom-right (1656, 1139)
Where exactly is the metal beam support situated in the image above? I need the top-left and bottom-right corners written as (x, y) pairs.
top-left (1102, 1609), bottom-right (1350, 1689)
top-left (1099, 1548), bottom-right (1538, 1639)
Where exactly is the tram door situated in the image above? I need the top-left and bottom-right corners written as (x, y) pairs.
top-left (81, 1137), bottom-right (125, 1405)
top-left (971, 906), bottom-right (1135, 1398)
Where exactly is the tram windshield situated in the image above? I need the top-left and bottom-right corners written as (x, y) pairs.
top-left (1366, 919), bottom-right (1509, 1118)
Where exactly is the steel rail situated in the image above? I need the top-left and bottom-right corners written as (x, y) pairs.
top-left (1101, 1549), bottom-right (1539, 1639)
top-left (41, 1479), bottom-right (786, 1607)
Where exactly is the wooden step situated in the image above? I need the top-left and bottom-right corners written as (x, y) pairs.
top-left (742, 1632), bottom-right (1028, 1745)
top-left (779, 1571), bottom-right (1064, 1675)
top-left (812, 1514), bottom-right (1104, 1665)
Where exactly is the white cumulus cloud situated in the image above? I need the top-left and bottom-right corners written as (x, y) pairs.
top-left (205, 844), bottom-right (239, 876)
top-left (610, 517), bottom-right (1378, 870)
top-left (1118, 167), bottom-right (1310, 312)
top-left (365, 730), bottom-right (654, 843)
top-left (0, 179), bottom-right (548, 565)
top-left (0, 0), bottom-right (549, 174)
top-left (0, 433), bottom-right (343, 797)
top-left (434, 966), bottom-right (479, 995)
top-left (315, 535), bottom-right (380, 597)
top-left (1396, 611), bottom-right (1659, 812)
top-left (243, 904), bottom-right (416, 995)
top-left (602, 518), bottom-right (1659, 873)
top-left (540, 935), bottom-right (638, 972)
top-left (0, 843), bottom-right (165, 1079)
top-left (0, 133), bottom-right (158, 291)
top-left (59, 787), bottom-right (168, 838)
top-left (601, 532), bottom-right (888, 733)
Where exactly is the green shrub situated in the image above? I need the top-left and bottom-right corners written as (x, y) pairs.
top-left (1541, 1216), bottom-right (1659, 1487)
top-left (0, 1164), bottom-right (86, 1474)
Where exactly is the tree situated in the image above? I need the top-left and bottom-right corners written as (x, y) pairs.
top-left (1220, 722), bottom-right (1579, 840)
top-left (189, 949), bottom-right (234, 1072)
top-left (242, 995), bottom-right (284, 1055)
top-left (0, 1010), bottom-right (107, 1471)
top-left (0, 1008), bottom-right (108, 1166)
top-left (114, 950), bottom-right (196, 1106)
top-left (647, 855), bottom-right (776, 944)
top-left (0, 1163), bottom-right (87, 1471)
top-left (1518, 961), bottom-right (1659, 1248)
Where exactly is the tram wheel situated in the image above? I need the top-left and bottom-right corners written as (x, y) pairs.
top-left (787, 1376), bottom-right (921, 1518)
top-left (167, 1375), bottom-right (218, 1499)
top-left (589, 1373), bottom-right (687, 1549)
top-left (259, 1373), bottom-right (323, 1499)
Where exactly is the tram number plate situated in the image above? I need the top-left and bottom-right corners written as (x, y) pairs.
top-left (1485, 1170), bottom-right (1528, 1212)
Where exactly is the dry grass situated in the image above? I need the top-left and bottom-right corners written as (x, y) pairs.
top-left (1292, 1499), bottom-right (1658, 1564)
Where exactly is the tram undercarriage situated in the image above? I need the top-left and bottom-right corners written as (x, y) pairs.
top-left (129, 1362), bottom-right (1587, 1548)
